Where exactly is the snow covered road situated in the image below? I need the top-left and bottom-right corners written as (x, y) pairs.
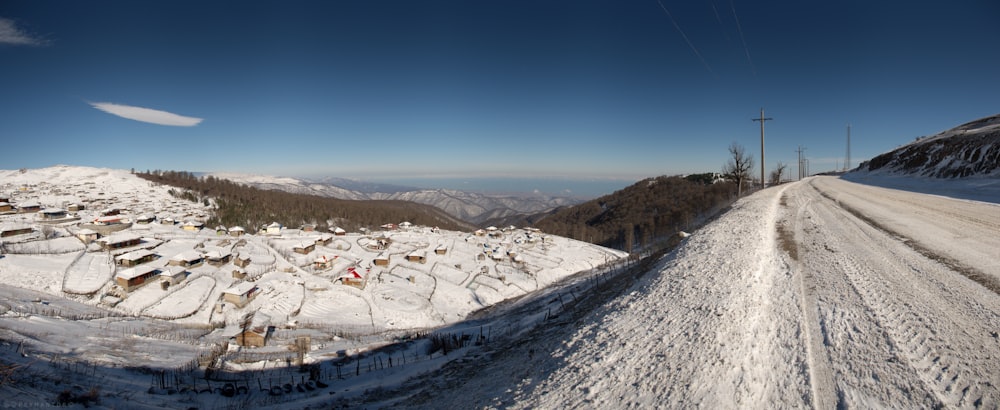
top-left (391, 176), bottom-right (1000, 408)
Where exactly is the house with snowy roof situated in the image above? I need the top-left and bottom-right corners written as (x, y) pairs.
top-left (114, 249), bottom-right (158, 267)
top-left (314, 255), bottom-right (334, 270)
top-left (373, 252), bottom-right (390, 266)
top-left (314, 233), bottom-right (333, 246)
top-left (223, 282), bottom-right (260, 307)
top-left (293, 241), bottom-right (315, 255)
top-left (234, 253), bottom-right (251, 268)
top-left (115, 265), bottom-right (161, 292)
top-left (37, 208), bottom-right (68, 221)
top-left (229, 226), bottom-right (246, 237)
top-left (265, 222), bottom-right (282, 235)
top-left (203, 248), bottom-right (233, 266)
top-left (0, 202), bottom-right (12, 213)
top-left (331, 227), bottom-right (346, 236)
top-left (159, 266), bottom-right (188, 287)
top-left (169, 250), bottom-right (204, 267)
top-left (93, 215), bottom-right (124, 226)
top-left (17, 200), bottom-right (41, 213)
top-left (406, 250), bottom-right (427, 264)
top-left (76, 228), bottom-right (99, 244)
top-left (181, 220), bottom-right (204, 232)
top-left (233, 312), bottom-right (272, 348)
top-left (0, 223), bottom-right (33, 238)
top-left (98, 234), bottom-right (142, 250)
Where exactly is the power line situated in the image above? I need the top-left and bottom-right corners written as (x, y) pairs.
top-left (752, 108), bottom-right (773, 188)
top-left (796, 146), bottom-right (807, 180)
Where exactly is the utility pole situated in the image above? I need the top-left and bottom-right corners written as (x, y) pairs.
top-left (752, 108), bottom-right (773, 189)
top-left (845, 123), bottom-right (851, 172)
top-left (795, 146), bottom-right (807, 180)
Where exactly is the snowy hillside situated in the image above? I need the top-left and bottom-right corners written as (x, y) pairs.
top-left (0, 165), bottom-right (628, 408)
top-left (209, 172), bottom-right (581, 224)
top-left (858, 113), bottom-right (1000, 178)
top-left (375, 176), bottom-right (1000, 408)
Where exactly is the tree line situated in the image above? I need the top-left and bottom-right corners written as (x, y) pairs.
top-left (534, 175), bottom-right (737, 251)
top-left (136, 170), bottom-right (472, 233)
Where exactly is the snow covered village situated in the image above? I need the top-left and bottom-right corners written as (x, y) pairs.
top-left (0, 166), bottom-right (627, 407)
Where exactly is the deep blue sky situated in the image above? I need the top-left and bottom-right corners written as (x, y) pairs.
top-left (2, 1), bottom-right (999, 196)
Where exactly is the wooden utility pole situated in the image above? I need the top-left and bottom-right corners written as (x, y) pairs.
top-left (796, 146), bottom-right (807, 180)
top-left (752, 108), bottom-right (773, 188)
top-left (846, 123), bottom-right (851, 171)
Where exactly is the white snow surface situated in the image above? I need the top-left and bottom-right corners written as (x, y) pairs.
top-left (387, 176), bottom-right (1000, 409)
top-left (3, 166), bottom-right (1000, 409)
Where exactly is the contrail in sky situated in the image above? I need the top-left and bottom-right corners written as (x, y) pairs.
top-left (708, 0), bottom-right (731, 43)
top-left (730, 0), bottom-right (756, 77)
top-left (656, 0), bottom-right (713, 74)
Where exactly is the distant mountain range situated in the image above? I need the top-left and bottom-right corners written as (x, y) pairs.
top-left (858, 113), bottom-right (1000, 178)
top-left (208, 172), bottom-right (583, 225)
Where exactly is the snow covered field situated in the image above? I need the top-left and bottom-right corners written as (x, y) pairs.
top-left (3, 167), bottom-right (999, 408)
top-left (0, 166), bottom-right (627, 408)
top-left (382, 176), bottom-right (1000, 408)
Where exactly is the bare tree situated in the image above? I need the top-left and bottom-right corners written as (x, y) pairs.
top-left (723, 142), bottom-right (754, 196)
top-left (770, 161), bottom-right (788, 185)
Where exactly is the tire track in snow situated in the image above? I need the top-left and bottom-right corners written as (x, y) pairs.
top-left (778, 191), bottom-right (837, 408)
top-left (797, 179), bottom-right (1000, 408)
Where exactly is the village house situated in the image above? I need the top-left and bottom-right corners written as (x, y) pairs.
top-left (93, 215), bottom-right (124, 226)
top-left (314, 233), bottom-right (333, 246)
top-left (214, 225), bottom-right (228, 235)
top-left (66, 203), bottom-right (84, 212)
top-left (135, 214), bottom-right (156, 224)
top-left (98, 234), bottom-right (142, 251)
top-left (114, 249), bottom-right (158, 267)
top-left (265, 222), bottom-right (282, 235)
top-left (115, 265), bottom-right (160, 292)
top-left (159, 217), bottom-right (176, 225)
top-left (0, 224), bottom-right (33, 238)
top-left (37, 208), bottom-right (68, 221)
top-left (331, 227), bottom-right (347, 236)
top-left (159, 266), bottom-right (188, 288)
top-left (313, 255), bottom-right (334, 270)
top-left (168, 250), bottom-right (204, 267)
top-left (399, 221), bottom-right (413, 230)
top-left (373, 252), bottom-right (390, 266)
top-left (229, 226), bottom-right (245, 237)
top-left (233, 253), bottom-right (251, 268)
top-left (434, 244), bottom-right (448, 255)
top-left (301, 224), bottom-right (316, 232)
top-left (181, 220), bottom-right (204, 232)
top-left (203, 248), bottom-right (233, 266)
top-left (232, 267), bottom-right (247, 280)
top-left (222, 282), bottom-right (260, 308)
top-left (0, 202), bottom-right (12, 213)
top-left (17, 201), bottom-right (41, 213)
top-left (100, 208), bottom-right (121, 217)
top-left (406, 250), bottom-right (427, 264)
top-left (293, 241), bottom-right (315, 255)
top-left (233, 313), bottom-right (272, 348)
top-left (76, 228), bottom-right (100, 244)
top-left (338, 267), bottom-right (366, 289)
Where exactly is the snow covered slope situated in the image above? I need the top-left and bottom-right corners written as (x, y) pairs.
top-left (386, 176), bottom-right (1000, 408)
top-left (859, 113), bottom-right (1000, 178)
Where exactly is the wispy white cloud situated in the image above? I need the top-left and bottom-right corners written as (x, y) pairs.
top-left (0, 17), bottom-right (48, 46)
top-left (90, 102), bottom-right (203, 127)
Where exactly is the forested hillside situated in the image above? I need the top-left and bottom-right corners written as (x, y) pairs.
top-left (535, 175), bottom-right (735, 250)
top-left (136, 170), bottom-right (473, 232)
